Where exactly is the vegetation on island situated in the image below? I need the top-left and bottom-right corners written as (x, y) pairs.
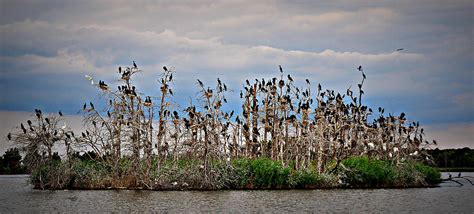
top-left (6, 62), bottom-right (441, 189)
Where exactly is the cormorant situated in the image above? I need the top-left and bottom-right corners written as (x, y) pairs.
top-left (133, 61), bottom-right (137, 68)
top-left (59, 110), bottom-right (63, 116)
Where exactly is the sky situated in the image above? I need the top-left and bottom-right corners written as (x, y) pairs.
top-left (0, 0), bottom-right (472, 153)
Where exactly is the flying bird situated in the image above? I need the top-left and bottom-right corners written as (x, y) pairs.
top-left (396, 48), bottom-right (404, 51)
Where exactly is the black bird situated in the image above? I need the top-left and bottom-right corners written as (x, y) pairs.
top-left (306, 79), bottom-right (310, 84)
top-left (21, 123), bottom-right (26, 134)
top-left (133, 61), bottom-right (137, 68)
top-left (163, 66), bottom-right (168, 71)
top-left (357, 66), bottom-right (362, 71)
top-left (118, 66), bottom-right (122, 74)
top-left (169, 89), bottom-right (173, 96)
top-left (169, 73), bottom-right (173, 81)
top-left (90, 102), bottom-right (94, 110)
top-left (318, 83), bottom-right (322, 91)
top-left (448, 173), bottom-right (452, 179)
top-left (246, 79), bottom-right (250, 85)
top-left (45, 117), bottom-right (50, 125)
top-left (59, 110), bottom-right (63, 116)
top-left (279, 65), bottom-right (283, 73)
top-left (83, 103), bottom-right (87, 110)
top-left (287, 74), bottom-right (293, 82)
top-left (197, 79), bottom-right (203, 87)
top-left (458, 172), bottom-right (461, 177)
top-left (396, 48), bottom-right (404, 51)
top-left (173, 111), bottom-right (179, 119)
top-left (7, 133), bottom-right (11, 141)
top-left (27, 120), bottom-right (32, 126)
top-left (82, 132), bottom-right (86, 138)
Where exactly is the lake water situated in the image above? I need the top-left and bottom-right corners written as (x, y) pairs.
top-left (0, 173), bottom-right (473, 213)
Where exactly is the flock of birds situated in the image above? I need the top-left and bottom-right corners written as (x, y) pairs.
top-left (7, 54), bottom-right (440, 174)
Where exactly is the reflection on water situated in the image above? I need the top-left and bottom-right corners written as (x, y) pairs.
top-left (0, 173), bottom-right (473, 213)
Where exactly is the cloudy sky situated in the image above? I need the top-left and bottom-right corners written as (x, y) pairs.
top-left (0, 0), bottom-right (472, 152)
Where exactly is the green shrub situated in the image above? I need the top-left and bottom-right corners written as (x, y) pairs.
top-left (342, 156), bottom-right (396, 187)
top-left (414, 163), bottom-right (441, 184)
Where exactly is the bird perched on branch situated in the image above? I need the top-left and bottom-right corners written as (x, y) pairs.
top-left (144, 96), bottom-right (152, 107)
top-left (357, 66), bottom-right (362, 71)
top-left (163, 66), bottom-right (168, 71)
top-left (99, 80), bottom-right (109, 91)
top-left (133, 61), bottom-right (137, 69)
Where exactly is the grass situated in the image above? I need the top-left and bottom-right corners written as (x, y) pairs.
top-left (340, 156), bottom-right (440, 188)
top-left (29, 156), bottom-right (440, 190)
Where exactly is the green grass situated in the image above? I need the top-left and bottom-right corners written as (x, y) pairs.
top-left (341, 156), bottom-right (441, 187)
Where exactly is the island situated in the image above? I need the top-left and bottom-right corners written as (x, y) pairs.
top-left (6, 63), bottom-right (441, 190)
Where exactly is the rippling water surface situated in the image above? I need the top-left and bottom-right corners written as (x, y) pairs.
top-left (1, 173), bottom-right (473, 213)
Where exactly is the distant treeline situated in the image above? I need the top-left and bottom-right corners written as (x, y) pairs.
top-left (425, 147), bottom-right (474, 168)
top-left (0, 148), bottom-right (27, 174)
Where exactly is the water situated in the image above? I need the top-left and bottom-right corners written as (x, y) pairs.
top-left (0, 173), bottom-right (473, 213)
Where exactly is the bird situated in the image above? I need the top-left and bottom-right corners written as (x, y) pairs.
top-left (448, 173), bottom-right (452, 179)
top-left (118, 66), bottom-right (122, 74)
top-left (144, 96), bottom-right (152, 107)
top-left (396, 48), bottom-right (404, 51)
top-left (59, 110), bottom-right (63, 116)
top-left (90, 102), bottom-right (94, 110)
top-left (7, 133), bottom-right (11, 141)
top-left (133, 61), bottom-right (137, 68)
top-left (21, 123), bottom-right (26, 134)
top-left (306, 79), bottom-right (310, 84)
top-left (197, 79), bottom-right (203, 87)
top-left (27, 120), bottom-right (32, 126)
top-left (83, 103), bottom-right (87, 110)
top-left (163, 66), bottom-right (168, 71)
top-left (45, 117), bottom-right (50, 125)
top-left (458, 172), bottom-right (461, 177)
top-left (169, 89), bottom-right (173, 96)
top-left (99, 80), bottom-right (109, 91)
top-left (279, 65), bottom-right (283, 73)
top-left (287, 74), bottom-right (293, 82)
top-left (357, 66), bottom-right (362, 71)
